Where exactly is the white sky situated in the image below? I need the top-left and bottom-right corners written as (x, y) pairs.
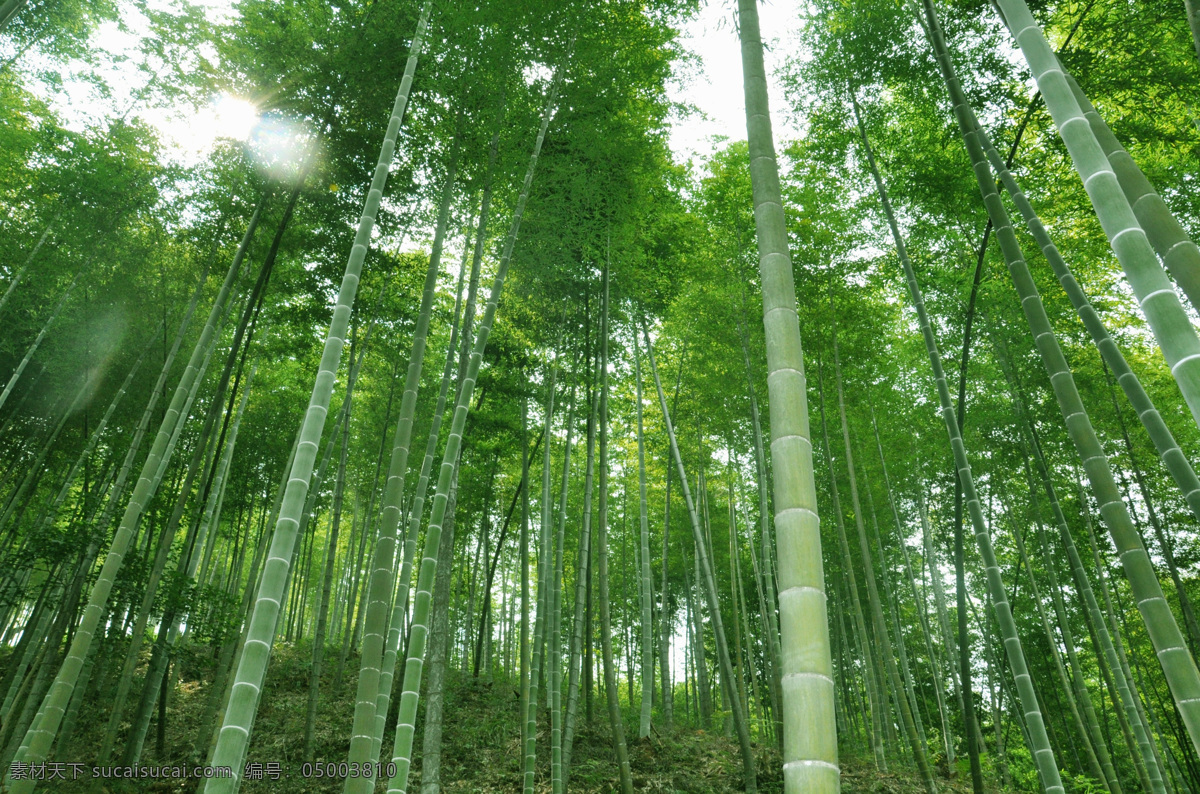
top-left (667, 0), bottom-right (802, 163)
top-left (33, 0), bottom-right (803, 171)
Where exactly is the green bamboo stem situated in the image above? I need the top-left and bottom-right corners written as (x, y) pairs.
top-left (1010, 501), bottom-right (1111, 787)
top-left (0, 212), bottom-right (58, 319)
top-left (830, 309), bottom-right (934, 789)
top-left (523, 354), bottom-right (559, 789)
top-left (963, 104), bottom-right (1169, 786)
top-left (122, 365), bottom-right (259, 768)
top-left (6, 194), bottom-right (264, 789)
top-left (925, 1), bottom-right (1200, 757)
top-left (815, 351), bottom-right (885, 769)
top-left (993, 0), bottom-right (1200, 430)
top-left (519, 401), bottom-right (532, 792)
top-left (1062, 74), bottom-right (1200, 315)
top-left (596, 263), bottom-right (634, 794)
top-left (382, 64), bottom-right (562, 794)
top-left (368, 211), bottom-right (471, 768)
top-left (550, 376), bottom-right (575, 794)
top-left (962, 90), bottom-right (1200, 558)
top-left (305, 334), bottom-right (364, 761)
top-left (871, 406), bottom-right (956, 768)
top-left (643, 319), bottom-right (758, 792)
top-left (34, 328), bottom-right (156, 537)
top-left (852, 90), bottom-right (1065, 793)
top-left (195, 426), bottom-right (300, 764)
top-left (562, 347), bottom-right (599, 788)
top-left (201, 11), bottom-right (430, 786)
top-left (736, 0), bottom-right (835, 785)
top-left (0, 266), bottom-right (85, 413)
top-left (736, 305), bottom-right (783, 745)
top-left (634, 331), bottom-right (654, 739)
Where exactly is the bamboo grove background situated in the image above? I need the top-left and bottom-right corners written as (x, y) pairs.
top-left (2, 0), bottom-right (1200, 791)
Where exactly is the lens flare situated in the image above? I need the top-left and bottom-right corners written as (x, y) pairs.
top-left (247, 114), bottom-right (315, 183)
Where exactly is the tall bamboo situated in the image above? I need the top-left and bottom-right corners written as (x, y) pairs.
top-left (851, 94), bottom-right (1066, 793)
top-left (815, 351), bottom-right (884, 768)
top-left (6, 194), bottom-right (264, 787)
top-left (202, 9), bottom-right (430, 788)
top-left (736, 0), bottom-right (835, 787)
top-left (596, 263), bottom-right (634, 794)
top-left (563, 344), bottom-right (599, 787)
top-left (643, 320), bottom-right (758, 792)
top-left (550, 376), bottom-right (576, 794)
top-left (992, 0), bottom-right (1200, 430)
top-left (923, 2), bottom-right (1200, 755)
top-left (633, 331), bottom-right (654, 738)
top-left (0, 266), bottom-right (86, 413)
top-left (383, 63), bottom-right (563, 794)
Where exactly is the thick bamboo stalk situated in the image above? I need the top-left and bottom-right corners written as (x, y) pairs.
top-left (993, 0), bottom-right (1200, 430)
top-left (735, 0), bottom-right (835, 786)
top-left (924, 2), bottom-right (1200, 756)
top-left (202, 10), bottom-right (430, 786)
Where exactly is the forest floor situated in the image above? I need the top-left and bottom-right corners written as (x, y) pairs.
top-left (45, 643), bottom-right (1011, 792)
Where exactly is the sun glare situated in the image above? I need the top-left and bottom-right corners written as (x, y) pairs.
top-left (212, 93), bottom-right (259, 142)
top-left (161, 93), bottom-right (260, 164)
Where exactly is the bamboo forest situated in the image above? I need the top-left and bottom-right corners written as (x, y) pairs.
top-left (6, 0), bottom-right (1200, 791)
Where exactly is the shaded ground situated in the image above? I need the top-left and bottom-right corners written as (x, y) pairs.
top-left (40, 642), bottom-right (1010, 792)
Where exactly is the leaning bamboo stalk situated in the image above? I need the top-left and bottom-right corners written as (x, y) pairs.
top-left (992, 0), bottom-right (1200, 430)
top-left (383, 63), bottom-right (564, 794)
top-left (6, 194), bottom-right (264, 788)
top-left (370, 235), bottom-right (471, 764)
top-left (346, 130), bottom-right (458, 780)
top-left (923, 0), bottom-right (1200, 756)
top-left (851, 91), bottom-right (1065, 793)
top-left (202, 8), bottom-right (430, 787)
